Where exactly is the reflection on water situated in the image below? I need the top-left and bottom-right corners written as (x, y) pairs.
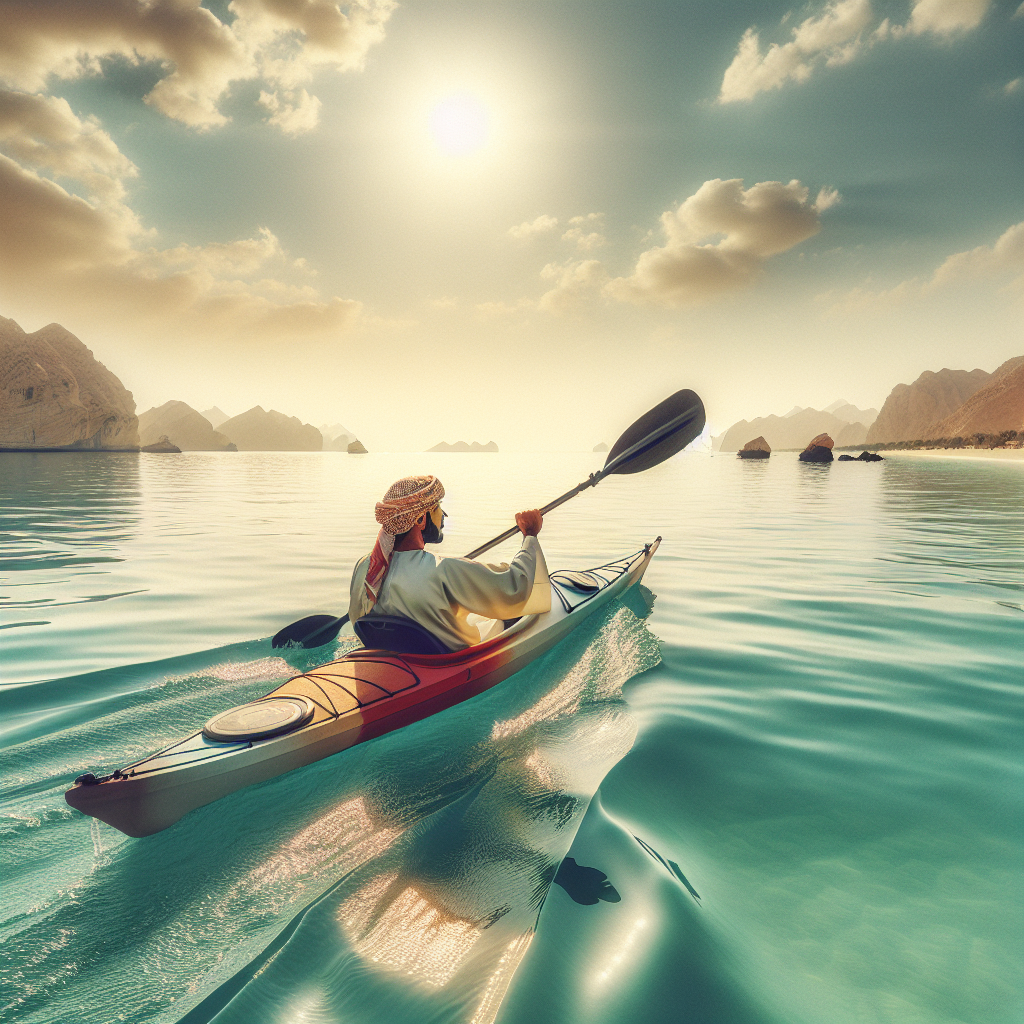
top-left (1, 451), bottom-right (1021, 1024)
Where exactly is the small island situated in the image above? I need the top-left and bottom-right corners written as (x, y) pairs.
top-left (427, 441), bottom-right (499, 452)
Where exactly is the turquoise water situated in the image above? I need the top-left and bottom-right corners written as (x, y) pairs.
top-left (1, 451), bottom-right (1021, 1024)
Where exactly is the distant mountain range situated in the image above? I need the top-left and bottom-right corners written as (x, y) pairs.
top-left (140, 401), bottom-right (235, 451)
top-left (716, 357), bottom-right (1023, 452)
top-left (716, 401), bottom-right (877, 452)
top-left (427, 441), bottom-right (499, 452)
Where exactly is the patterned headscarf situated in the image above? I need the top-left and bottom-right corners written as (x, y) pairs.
top-left (364, 475), bottom-right (445, 606)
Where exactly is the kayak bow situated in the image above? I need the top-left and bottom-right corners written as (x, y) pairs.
top-left (66, 539), bottom-right (660, 837)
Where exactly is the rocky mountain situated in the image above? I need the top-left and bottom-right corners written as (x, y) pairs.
top-left (0, 316), bottom-right (138, 449)
top-left (138, 401), bottom-right (236, 451)
top-left (593, 442), bottom-right (609, 452)
top-left (218, 407), bottom-right (322, 451)
top-left (201, 407), bottom-right (229, 429)
top-left (866, 368), bottom-right (991, 444)
top-left (427, 440), bottom-right (499, 452)
top-left (927, 356), bottom-right (1024, 438)
top-left (718, 408), bottom-right (870, 452)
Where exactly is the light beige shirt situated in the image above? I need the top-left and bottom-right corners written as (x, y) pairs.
top-left (349, 536), bottom-right (550, 650)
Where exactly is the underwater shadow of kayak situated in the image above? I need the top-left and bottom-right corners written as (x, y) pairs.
top-left (3, 587), bottom-right (660, 1024)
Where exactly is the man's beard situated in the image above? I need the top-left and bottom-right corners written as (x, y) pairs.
top-left (422, 518), bottom-right (444, 544)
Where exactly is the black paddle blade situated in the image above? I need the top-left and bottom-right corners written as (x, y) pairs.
top-left (271, 613), bottom-right (343, 649)
top-left (604, 389), bottom-right (706, 475)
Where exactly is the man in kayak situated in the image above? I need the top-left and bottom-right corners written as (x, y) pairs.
top-left (349, 475), bottom-right (550, 650)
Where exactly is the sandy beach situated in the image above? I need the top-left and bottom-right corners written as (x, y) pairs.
top-left (885, 448), bottom-right (1024, 462)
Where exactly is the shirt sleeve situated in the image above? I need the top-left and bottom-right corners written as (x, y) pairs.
top-left (348, 554), bottom-right (373, 622)
top-left (437, 535), bottom-right (551, 619)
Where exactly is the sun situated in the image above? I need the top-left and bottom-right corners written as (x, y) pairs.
top-left (428, 93), bottom-right (491, 156)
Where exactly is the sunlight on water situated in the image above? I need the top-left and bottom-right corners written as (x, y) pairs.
top-left (0, 450), bottom-right (1021, 1024)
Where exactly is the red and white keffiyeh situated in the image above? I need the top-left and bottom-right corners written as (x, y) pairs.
top-left (364, 475), bottom-right (445, 606)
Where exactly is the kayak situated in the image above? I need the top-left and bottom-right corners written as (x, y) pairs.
top-left (66, 539), bottom-right (660, 837)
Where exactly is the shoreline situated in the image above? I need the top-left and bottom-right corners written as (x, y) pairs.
top-left (881, 448), bottom-right (1024, 461)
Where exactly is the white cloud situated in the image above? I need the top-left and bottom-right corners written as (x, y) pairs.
top-left (905, 0), bottom-right (991, 36)
top-left (719, 0), bottom-right (993, 103)
top-left (562, 213), bottom-right (606, 251)
top-left (508, 214), bottom-right (558, 239)
top-left (605, 178), bottom-right (837, 307)
top-left (538, 260), bottom-right (608, 313)
top-left (719, 0), bottom-right (873, 103)
top-left (1004, 78), bottom-right (1022, 95)
top-left (258, 88), bottom-right (322, 135)
top-left (0, 0), bottom-right (393, 133)
top-left (825, 220), bottom-right (1024, 311)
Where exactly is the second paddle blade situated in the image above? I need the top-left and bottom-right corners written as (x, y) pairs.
top-left (604, 389), bottom-right (706, 475)
top-left (271, 613), bottom-right (338, 649)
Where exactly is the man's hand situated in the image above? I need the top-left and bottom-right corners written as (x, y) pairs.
top-left (515, 509), bottom-right (543, 537)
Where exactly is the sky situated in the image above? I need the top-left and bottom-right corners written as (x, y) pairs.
top-left (0, 0), bottom-right (1021, 450)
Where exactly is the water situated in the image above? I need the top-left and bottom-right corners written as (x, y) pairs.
top-left (1, 451), bottom-right (1021, 1024)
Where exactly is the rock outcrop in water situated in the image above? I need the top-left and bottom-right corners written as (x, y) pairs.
top-left (347, 439), bottom-right (368, 453)
top-left (141, 435), bottom-right (181, 453)
top-left (0, 316), bottom-right (139, 449)
top-left (839, 451), bottom-right (884, 461)
top-left (593, 442), bottom-right (609, 452)
top-left (866, 367), bottom-right (991, 444)
top-left (139, 401), bottom-right (236, 451)
top-left (427, 441), bottom-right (499, 452)
top-left (218, 406), bottom-right (322, 451)
top-left (799, 432), bottom-right (834, 463)
top-left (925, 356), bottom-right (1024, 438)
top-left (738, 436), bottom-right (771, 459)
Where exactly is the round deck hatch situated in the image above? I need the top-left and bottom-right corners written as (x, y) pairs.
top-left (203, 696), bottom-right (315, 742)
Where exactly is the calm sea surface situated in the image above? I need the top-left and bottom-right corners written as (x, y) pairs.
top-left (1, 450), bottom-right (1021, 1024)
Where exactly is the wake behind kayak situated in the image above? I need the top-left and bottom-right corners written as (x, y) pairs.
top-left (66, 540), bottom-right (660, 837)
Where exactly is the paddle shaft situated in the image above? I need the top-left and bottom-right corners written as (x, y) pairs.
top-left (462, 473), bottom-right (602, 560)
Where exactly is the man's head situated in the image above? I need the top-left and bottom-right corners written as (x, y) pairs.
top-left (375, 475), bottom-right (446, 543)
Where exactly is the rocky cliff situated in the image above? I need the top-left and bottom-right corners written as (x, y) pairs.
top-left (866, 368), bottom-right (991, 444)
top-left (138, 401), bottom-right (236, 451)
top-left (0, 316), bottom-right (138, 449)
top-left (218, 406), bottom-right (322, 451)
top-left (927, 357), bottom-right (1024, 438)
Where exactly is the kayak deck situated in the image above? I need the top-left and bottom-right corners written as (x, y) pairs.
top-left (66, 540), bottom-right (659, 837)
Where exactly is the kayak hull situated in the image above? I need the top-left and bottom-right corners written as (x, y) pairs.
top-left (66, 539), bottom-right (660, 837)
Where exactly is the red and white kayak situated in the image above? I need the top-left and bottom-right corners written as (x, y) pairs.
top-left (66, 539), bottom-right (660, 837)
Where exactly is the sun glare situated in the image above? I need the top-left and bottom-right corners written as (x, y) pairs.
top-left (429, 94), bottom-right (491, 156)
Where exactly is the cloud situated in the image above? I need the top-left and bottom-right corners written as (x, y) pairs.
top-left (0, 0), bottom-right (394, 133)
top-left (605, 178), bottom-right (837, 307)
top-left (562, 213), bottom-right (606, 251)
top-left (258, 87), bottom-right (322, 135)
top-left (825, 220), bottom-right (1024, 311)
top-left (1004, 77), bottom-right (1022, 95)
top-left (508, 214), bottom-right (558, 239)
top-left (719, 0), bottom-right (873, 103)
top-left (0, 151), bottom-right (361, 337)
top-left (719, 0), bottom-right (993, 103)
top-left (904, 0), bottom-right (991, 35)
top-left (0, 90), bottom-right (138, 204)
top-left (538, 260), bottom-right (609, 314)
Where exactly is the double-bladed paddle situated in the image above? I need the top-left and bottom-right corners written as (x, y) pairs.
top-left (271, 388), bottom-right (705, 649)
